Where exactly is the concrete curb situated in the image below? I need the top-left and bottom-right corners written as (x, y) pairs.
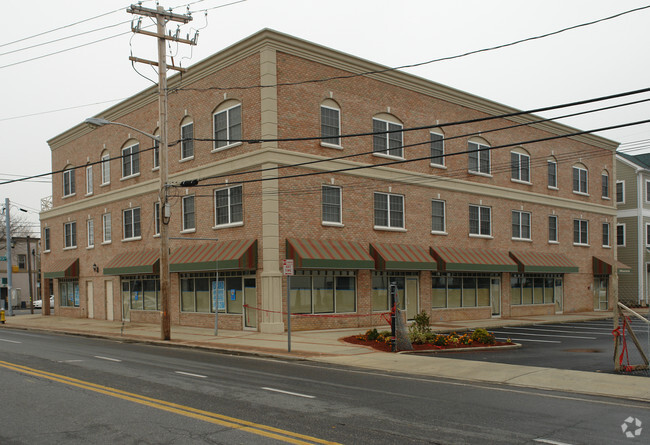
top-left (398, 343), bottom-right (522, 354)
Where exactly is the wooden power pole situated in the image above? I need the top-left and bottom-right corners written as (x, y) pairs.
top-left (127, 4), bottom-right (195, 340)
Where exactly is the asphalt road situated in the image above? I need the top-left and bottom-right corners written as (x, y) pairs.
top-left (0, 329), bottom-right (648, 444)
top-left (435, 319), bottom-right (650, 376)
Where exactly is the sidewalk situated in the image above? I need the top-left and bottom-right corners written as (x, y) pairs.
top-left (1, 311), bottom-right (648, 403)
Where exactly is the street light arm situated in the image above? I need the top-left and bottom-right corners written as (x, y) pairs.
top-left (84, 118), bottom-right (160, 142)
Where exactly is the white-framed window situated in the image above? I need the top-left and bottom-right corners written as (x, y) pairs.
top-left (511, 150), bottom-right (530, 183)
top-left (430, 132), bottom-right (444, 167)
top-left (43, 227), bottom-right (50, 252)
top-left (101, 152), bottom-right (110, 185)
top-left (85, 165), bottom-right (93, 195)
top-left (213, 104), bottom-right (242, 150)
top-left (374, 192), bottom-right (404, 229)
top-left (468, 141), bottom-right (490, 175)
top-left (182, 195), bottom-right (195, 231)
top-left (573, 219), bottom-right (589, 245)
top-left (512, 210), bottom-right (531, 240)
top-left (123, 207), bottom-right (141, 240)
top-left (214, 185), bottom-right (243, 226)
top-left (321, 104), bottom-right (341, 147)
top-left (64, 221), bottom-right (76, 248)
top-left (154, 202), bottom-right (160, 236)
top-left (63, 167), bottom-right (75, 197)
top-left (547, 160), bottom-right (558, 188)
top-left (601, 172), bottom-right (609, 199)
top-left (180, 121), bottom-right (194, 160)
top-left (87, 219), bottom-right (94, 248)
top-left (646, 180), bottom-right (650, 203)
top-left (322, 185), bottom-right (342, 225)
top-left (469, 205), bottom-right (491, 236)
top-left (431, 199), bottom-right (446, 233)
top-left (548, 215), bottom-right (558, 243)
top-left (617, 223), bottom-right (625, 247)
top-left (373, 118), bottom-right (403, 158)
top-left (121, 143), bottom-right (140, 178)
top-left (616, 180), bottom-right (625, 203)
top-left (572, 166), bottom-right (588, 195)
top-left (102, 213), bottom-right (112, 243)
top-left (153, 129), bottom-right (160, 170)
top-left (646, 223), bottom-right (650, 247)
top-left (602, 222), bottom-right (610, 247)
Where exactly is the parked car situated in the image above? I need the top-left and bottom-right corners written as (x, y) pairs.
top-left (32, 296), bottom-right (54, 309)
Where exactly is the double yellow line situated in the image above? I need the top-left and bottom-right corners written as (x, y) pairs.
top-left (0, 360), bottom-right (340, 445)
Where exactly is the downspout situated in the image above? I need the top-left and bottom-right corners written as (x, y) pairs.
top-left (637, 171), bottom-right (644, 305)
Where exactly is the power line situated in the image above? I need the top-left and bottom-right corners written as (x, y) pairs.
top-left (0, 98), bottom-right (130, 122)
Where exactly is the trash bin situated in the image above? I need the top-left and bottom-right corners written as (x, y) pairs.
top-left (20, 301), bottom-right (26, 309)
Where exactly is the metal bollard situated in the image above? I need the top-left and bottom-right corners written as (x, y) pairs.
top-left (1, 309), bottom-right (5, 324)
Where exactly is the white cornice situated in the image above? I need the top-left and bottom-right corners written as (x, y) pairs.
top-left (48, 29), bottom-right (618, 152)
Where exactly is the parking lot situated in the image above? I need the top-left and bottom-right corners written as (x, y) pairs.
top-left (440, 318), bottom-right (650, 376)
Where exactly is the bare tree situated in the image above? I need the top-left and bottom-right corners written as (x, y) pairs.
top-left (0, 212), bottom-right (33, 248)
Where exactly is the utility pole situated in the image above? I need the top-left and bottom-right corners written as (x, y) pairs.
top-left (27, 235), bottom-right (33, 314)
top-left (127, 4), bottom-right (194, 340)
top-left (4, 198), bottom-right (13, 317)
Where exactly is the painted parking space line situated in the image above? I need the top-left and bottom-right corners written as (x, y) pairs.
top-left (534, 438), bottom-right (574, 445)
top-left (175, 371), bottom-right (207, 379)
top-left (491, 331), bottom-right (596, 339)
top-left (537, 324), bottom-right (612, 331)
top-left (496, 337), bottom-right (561, 344)
top-left (0, 338), bottom-right (22, 344)
top-left (502, 326), bottom-right (610, 335)
top-left (94, 356), bottom-right (122, 362)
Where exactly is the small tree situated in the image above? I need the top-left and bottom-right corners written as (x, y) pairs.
top-left (0, 212), bottom-right (32, 249)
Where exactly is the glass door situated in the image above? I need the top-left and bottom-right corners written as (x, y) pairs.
top-left (490, 277), bottom-right (501, 317)
top-left (554, 278), bottom-right (563, 313)
top-left (244, 278), bottom-right (257, 329)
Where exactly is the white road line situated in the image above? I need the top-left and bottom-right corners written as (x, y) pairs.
top-left (175, 371), bottom-right (207, 378)
top-left (534, 438), bottom-right (574, 445)
top-left (262, 387), bottom-right (315, 399)
top-left (496, 337), bottom-right (561, 344)
top-left (536, 324), bottom-right (611, 331)
top-left (502, 326), bottom-right (609, 335)
top-left (491, 331), bottom-right (595, 339)
top-left (94, 356), bottom-right (122, 362)
top-left (0, 338), bottom-right (21, 344)
top-left (58, 360), bottom-right (83, 363)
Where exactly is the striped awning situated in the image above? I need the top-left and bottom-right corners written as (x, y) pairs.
top-left (370, 243), bottom-right (437, 270)
top-left (593, 256), bottom-right (632, 275)
top-left (43, 258), bottom-right (79, 279)
top-left (510, 251), bottom-right (578, 274)
top-left (430, 246), bottom-right (518, 272)
top-left (286, 238), bottom-right (374, 269)
top-left (170, 239), bottom-right (257, 272)
top-left (103, 249), bottom-right (159, 276)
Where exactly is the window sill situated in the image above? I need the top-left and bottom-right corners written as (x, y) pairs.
top-left (430, 163), bottom-right (446, 169)
top-left (573, 243), bottom-right (590, 247)
top-left (603, 245), bottom-right (612, 249)
top-left (101, 241), bottom-right (112, 245)
top-left (320, 142), bottom-right (343, 150)
top-left (85, 192), bottom-right (93, 197)
top-left (180, 228), bottom-right (196, 234)
top-left (602, 196), bottom-right (611, 201)
top-left (373, 152), bottom-right (404, 161)
top-left (512, 238), bottom-right (532, 242)
top-left (431, 231), bottom-right (448, 236)
top-left (86, 245), bottom-right (94, 250)
top-left (43, 250), bottom-right (51, 254)
top-left (63, 246), bottom-right (77, 251)
top-left (152, 167), bottom-right (160, 172)
top-left (212, 142), bottom-right (242, 153)
top-left (62, 193), bottom-right (76, 199)
top-left (213, 221), bottom-right (244, 230)
top-left (511, 179), bottom-right (532, 186)
top-left (547, 186), bottom-right (558, 191)
top-left (122, 236), bottom-right (142, 243)
top-left (179, 156), bottom-right (194, 164)
top-left (468, 171), bottom-right (492, 178)
top-left (374, 226), bottom-right (407, 232)
top-left (120, 173), bottom-right (141, 182)
top-left (572, 191), bottom-right (589, 197)
top-left (100, 182), bottom-right (110, 187)
top-left (548, 240), bottom-right (559, 245)
top-left (322, 221), bottom-right (344, 227)
top-left (469, 234), bottom-right (493, 239)
top-left (153, 234), bottom-right (160, 238)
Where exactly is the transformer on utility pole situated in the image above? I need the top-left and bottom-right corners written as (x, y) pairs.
top-left (126, 4), bottom-right (195, 341)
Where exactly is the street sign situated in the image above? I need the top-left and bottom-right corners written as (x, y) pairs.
top-left (282, 259), bottom-right (294, 276)
top-left (0, 256), bottom-right (6, 261)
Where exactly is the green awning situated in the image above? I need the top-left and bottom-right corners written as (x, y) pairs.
top-left (510, 251), bottom-right (578, 273)
top-left (43, 258), bottom-right (79, 279)
top-left (430, 246), bottom-right (518, 272)
top-left (370, 243), bottom-right (436, 270)
top-left (286, 238), bottom-right (374, 269)
top-left (170, 239), bottom-right (257, 272)
top-left (593, 256), bottom-right (631, 275)
top-left (103, 249), bottom-right (159, 276)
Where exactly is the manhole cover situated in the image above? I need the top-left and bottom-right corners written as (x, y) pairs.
top-left (563, 348), bottom-right (602, 353)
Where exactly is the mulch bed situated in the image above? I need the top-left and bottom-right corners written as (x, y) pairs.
top-left (342, 335), bottom-right (514, 352)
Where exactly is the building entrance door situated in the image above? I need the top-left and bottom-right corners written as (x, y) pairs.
top-left (243, 278), bottom-right (257, 329)
top-left (490, 277), bottom-right (501, 317)
top-left (594, 276), bottom-right (609, 310)
top-left (86, 281), bottom-right (94, 319)
top-left (105, 280), bottom-right (114, 321)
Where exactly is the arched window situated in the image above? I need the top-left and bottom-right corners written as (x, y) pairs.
top-left (601, 169), bottom-right (610, 199)
top-left (121, 139), bottom-right (140, 179)
top-left (152, 127), bottom-right (160, 170)
top-left (213, 99), bottom-right (241, 150)
top-left (320, 99), bottom-right (341, 148)
top-left (572, 162), bottom-right (588, 195)
top-left (100, 150), bottom-right (111, 185)
top-left (63, 164), bottom-right (75, 197)
top-left (180, 116), bottom-right (194, 160)
top-left (510, 147), bottom-right (530, 183)
top-left (373, 113), bottom-right (403, 158)
top-left (468, 136), bottom-right (490, 175)
top-left (547, 156), bottom-right (558, 189)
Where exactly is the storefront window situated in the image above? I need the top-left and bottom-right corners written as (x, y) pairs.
top-left (122, 275), bottom-right (160, 311)
top-left (180, 272), bottom-right (252, 314)
top-left (431, 272), bottom-right (498, 308)
top-left (291, 271), bottom-right (356, 314)
top-left (511, 274), bottom-right (562, 305)
top-left (59, 280), bottom-right (79, 307)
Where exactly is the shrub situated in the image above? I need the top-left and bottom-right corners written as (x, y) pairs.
top-left (433, 334), bottom-right (448, 346)
top-left (471, 328), bottom-right (496, 345)
top-left (413, 311), bottom-right (431, 333)
top-left (366, 328), bottom-right (380, 341)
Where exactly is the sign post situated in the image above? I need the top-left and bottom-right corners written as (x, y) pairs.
top-left (283, 259), bottom-right (294, 352)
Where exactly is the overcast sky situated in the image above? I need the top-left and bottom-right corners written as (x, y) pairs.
top-left (2, 0), bottom-right (650, 235)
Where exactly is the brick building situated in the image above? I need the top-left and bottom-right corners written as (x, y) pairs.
top-left (40, 29), bottom-right (620, 332)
